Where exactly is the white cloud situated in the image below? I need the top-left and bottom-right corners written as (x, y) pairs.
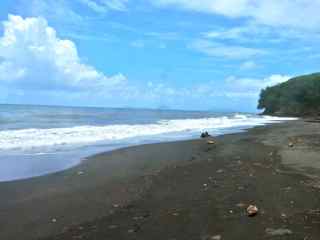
top-left (29, 0), bottom-right (84, 24)
top-left (152, 0), bottom-right (320, 31)
top-left (0, 15), bottom-right (126, 92)
top-left (204, 26), bottom-right (249, 40)
top-left (225, 74), bottom-right (291, 91)
top-left (240, 60), bottom-right (257, 70)
top-left (203, 23), bottom-right (320, 45)
top-left (186, 74), bottom-right (291, 103)
top-left (189, 39), bottom-right (266, 59)
top-left (79, 0), bottom-right (129, 13)
top-left (145, 31), bottom-right (180, 40)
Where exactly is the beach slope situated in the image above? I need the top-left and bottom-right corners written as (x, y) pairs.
top-left (0, 120), bottom-right (320, 240)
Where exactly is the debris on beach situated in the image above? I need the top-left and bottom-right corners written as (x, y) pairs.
top-left (216, 169), bottom-right (224, 174)
top-left (128, 224), bottom-right (141, 233)
top-left (51, 218), bottom-right (57, 223)
top-left (265, 228), bottom-right (292, 236)
top-left (202, 235), bottom-right (222, 240)
top-left (247, 205), bottom-right (258, 216)
top-left (288, 142), bottom-right (294, 147)
top-left (201, 131), bottom-right (211, 138)
top-left (77, 171), bottom-right (84, 175)
top-left (211, 235), bottom-right (222, 240)
top-left (207, 140), bottom-right (215, 145)
top-left (280, 213), bottom-right (287, 219)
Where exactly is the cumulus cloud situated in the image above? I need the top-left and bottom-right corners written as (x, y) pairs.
top-left (225, 74), bottom-right (291, 91)
top-left (189, 39), bottom-right (265, 59)
top-left (151, 0), bottom-right (320, 30)
top-left (0, 15), bottom-right (126, 92)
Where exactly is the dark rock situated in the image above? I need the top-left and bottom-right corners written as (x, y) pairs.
top-left (201, 131), bottom-right (211, 138)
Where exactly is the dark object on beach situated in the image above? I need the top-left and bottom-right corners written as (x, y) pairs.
top-left (201, 131), bottom-right (211, 138)
top-left (247, 205), bottom-right (258, 217)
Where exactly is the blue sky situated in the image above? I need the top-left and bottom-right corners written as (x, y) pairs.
top-left (0, 0), bottom-right (320, 112)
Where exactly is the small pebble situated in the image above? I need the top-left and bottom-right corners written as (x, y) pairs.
top-left (281, 213), bottom-right (287, 218)
top-left (247, 205), bottom-right (258, 217)
top-left (266, 228), bottom-right (292, 236)
top-left (211, 235), bottom-right (222, 240)
top-left (108, 225), bottom-right (118, 229)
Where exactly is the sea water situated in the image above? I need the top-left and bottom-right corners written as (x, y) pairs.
top-left (0, 104), bottom-right (296, 181)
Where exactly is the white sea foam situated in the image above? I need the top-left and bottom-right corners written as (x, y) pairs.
top-left (0, 114), bottom-right (296, 152)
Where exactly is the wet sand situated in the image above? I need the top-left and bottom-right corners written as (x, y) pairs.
top-left (0, 120), bottom-right (320, 240)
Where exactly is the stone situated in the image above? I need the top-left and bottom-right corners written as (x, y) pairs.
top-left (247, 205), bottom-right (258, 216)
top-left (201, 131), bottom-right (211, 138)
top-left (265, 228), bottom-right (292, 236)
top-left (202, 235), bottom-right (222, 240)
top-left (211, 235), bottom-right (222, 240)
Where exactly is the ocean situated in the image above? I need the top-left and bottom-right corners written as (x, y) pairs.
top-left (0, 104), bottom-right (295, 181)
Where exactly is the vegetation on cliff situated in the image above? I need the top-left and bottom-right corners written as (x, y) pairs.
top-left (258, 73), bottom-right (320, 116)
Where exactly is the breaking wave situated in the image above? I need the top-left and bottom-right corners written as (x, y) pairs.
top-left (0, 114), bottom-right (296, 153)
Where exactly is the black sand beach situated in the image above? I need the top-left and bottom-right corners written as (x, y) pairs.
top-left (1, 120), bottom-right (320, 240)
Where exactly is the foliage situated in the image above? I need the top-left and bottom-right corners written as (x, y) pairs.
top-left (258, 73), bottom-right (320, 116)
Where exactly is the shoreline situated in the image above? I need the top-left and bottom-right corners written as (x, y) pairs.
top-left (1, 119), bottom-right (320, 239)
top-left (0, 113), bottom-right (295, 182)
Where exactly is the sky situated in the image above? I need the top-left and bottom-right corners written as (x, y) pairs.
top-left (0, 0), bottom-right (319, 112)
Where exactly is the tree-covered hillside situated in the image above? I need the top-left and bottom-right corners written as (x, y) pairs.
top-left (258, 73), bottom-right (320, 116)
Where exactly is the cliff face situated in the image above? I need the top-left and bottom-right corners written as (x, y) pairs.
top-left (258, 73), bottom-right (320, 116)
